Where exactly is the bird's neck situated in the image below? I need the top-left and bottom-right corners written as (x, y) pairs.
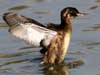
top-left (60, 18), bottom-right (72, 32)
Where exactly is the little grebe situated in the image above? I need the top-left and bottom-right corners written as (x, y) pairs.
top-left (42, 7), bottom-right (85, 64)
top-left (3, 7), bottom-right (85, 64)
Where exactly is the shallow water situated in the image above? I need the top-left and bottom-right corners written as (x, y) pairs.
top-left (0, 0), bottom-right (100, 75)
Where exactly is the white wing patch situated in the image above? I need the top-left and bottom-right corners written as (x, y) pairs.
top-left (10, 23), bottom-right (57, 47)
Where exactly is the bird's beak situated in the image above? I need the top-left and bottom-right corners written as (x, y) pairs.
top-left (77, 13), bottom-right (88, 16)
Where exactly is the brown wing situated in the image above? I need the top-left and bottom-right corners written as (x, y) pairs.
top-left (47, 23), bottom-right (60, 31)
top-left (3, 12), bottom-right (46, 27)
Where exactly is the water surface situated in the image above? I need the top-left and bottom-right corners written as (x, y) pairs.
top-left (0, 0), bottom-right (100, 75)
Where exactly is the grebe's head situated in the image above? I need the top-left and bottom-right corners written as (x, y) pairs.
top-left (61, 7), bottom-right (84, 21)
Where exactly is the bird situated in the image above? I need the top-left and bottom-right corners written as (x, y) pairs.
top-left (3, 7), bottom-right (85, 64)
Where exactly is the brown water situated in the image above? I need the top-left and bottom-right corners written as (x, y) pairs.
top-left (0, 0), bottom-right (100, 75)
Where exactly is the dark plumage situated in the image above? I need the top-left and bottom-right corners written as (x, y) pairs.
top-left (3, 7), bottom-right (85, 64)
top-left (42, 7), bottom-right (85, 64)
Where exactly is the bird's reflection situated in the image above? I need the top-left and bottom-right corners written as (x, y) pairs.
top-left (41, 60), bottom-right (84, 75)
top-left (42, 63), bottom-right (69, 75)
top-left (18, 46), bottom-right (84, 75)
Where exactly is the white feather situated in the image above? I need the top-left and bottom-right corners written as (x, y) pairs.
top-left (10, 23), bottom-right (57, 47)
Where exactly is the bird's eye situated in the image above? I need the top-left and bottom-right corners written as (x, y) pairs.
top-left (70, 10), bottom-right (77, 17)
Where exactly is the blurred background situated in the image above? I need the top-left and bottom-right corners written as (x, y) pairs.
top-left (0, 0), bottom-right (100, 75)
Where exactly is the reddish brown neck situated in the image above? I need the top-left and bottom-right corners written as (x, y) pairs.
top-left (60, 15), bottom-right (72, 32)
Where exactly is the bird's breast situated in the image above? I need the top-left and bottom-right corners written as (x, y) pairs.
top-left (62, 32), bottom-right (71, 56)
